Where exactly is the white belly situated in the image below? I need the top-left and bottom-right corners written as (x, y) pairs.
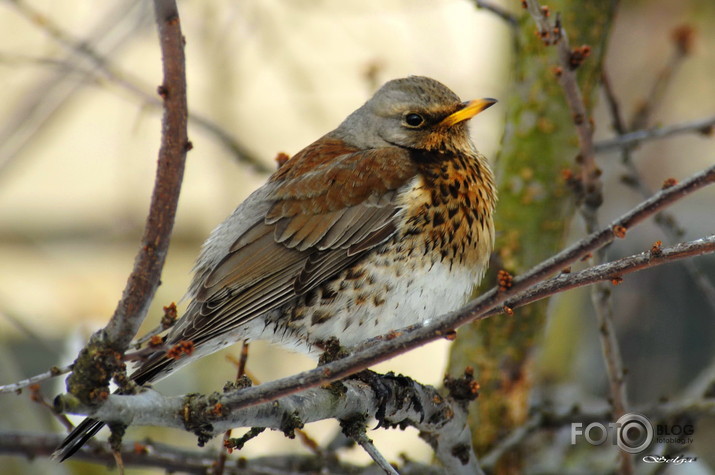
top-left (275, 247), bottom-right (486, 352)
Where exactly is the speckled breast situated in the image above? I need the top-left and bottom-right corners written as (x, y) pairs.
top-left (279, 149), bottom-right (496, 350)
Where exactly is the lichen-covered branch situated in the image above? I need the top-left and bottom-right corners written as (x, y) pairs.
top-left (61, 373), bottom-right (481, 474)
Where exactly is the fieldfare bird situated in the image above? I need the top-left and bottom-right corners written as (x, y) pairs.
top-left (56, 75), bottom-right (497, 460)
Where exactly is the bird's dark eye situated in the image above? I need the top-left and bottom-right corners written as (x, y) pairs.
top-left (403, 113), bottom-right (425, 128)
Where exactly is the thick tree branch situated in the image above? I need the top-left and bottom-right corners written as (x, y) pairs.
top-left (63, 375), bottom-right (480, 474)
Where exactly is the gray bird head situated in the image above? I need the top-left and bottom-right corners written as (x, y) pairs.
top-left (334, 76), bottom-right (496, 153)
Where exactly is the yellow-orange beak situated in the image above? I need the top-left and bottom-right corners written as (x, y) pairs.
top-left (440, 98), bottom-right (497, 127)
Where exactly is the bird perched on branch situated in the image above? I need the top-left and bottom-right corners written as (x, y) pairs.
top-left (55, 75), bottom-right (497, 460)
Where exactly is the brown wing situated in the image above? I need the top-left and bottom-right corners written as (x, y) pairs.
top-left (155, 140), bottom-right (417, 358)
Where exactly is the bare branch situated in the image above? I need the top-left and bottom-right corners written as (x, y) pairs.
top-left (216, 342), bottom-right (251, 475)
top-left (0, 0), bottom-right (146, 177)
top-left (4, 0), bottom-right (270, 174)
top-left (350, 429), bottom-right (400, 475)
top-left (105, 0), bottom-right (188, 348)
top-left (64, 0), bottom-right (189, 406)
top-left (520, 4), bottom-right (632, 445)
top-left (629, 25), bottom-right (693, 131)
top-left (525, 11), bottom-right (708, 458)
top-left (595, 115), bottom-right (715, 153)
top-left (470, 0), bottom-right (518, 27)
top-left (499, 235), bottom-right (715, 313)
top-left (602, 69), bottom-right (715, 315)
top-left (0, 365), bottom-right (72, 395)
top-left (522, 7), bottom-right (632, 470)
top-left (590, 282), bottom-right (630, 416)
top-left (1, 431), bottom-right (454, 473)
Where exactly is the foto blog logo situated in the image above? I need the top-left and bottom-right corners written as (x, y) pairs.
top-left (571, 413), bottom-right (654, 454)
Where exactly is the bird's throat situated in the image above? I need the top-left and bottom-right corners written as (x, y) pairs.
top-left (398, 149), bottom-right (497, 269)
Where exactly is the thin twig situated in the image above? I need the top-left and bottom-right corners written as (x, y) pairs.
top-left (27, 385), bottom-right (75, 432)
top-left (130, 303), bottom-right (179, 349)
top-left (0, 0), bottom-right (146, 177)
top-left (480, 412), bottom-right (543, 469)
top-left (594, 115), bottom-right (715, 153)
top-left (601, 70), bottom-right (628, 137)
top-left (590, 282), bottom-right (629, 415)
top-left (601, 70), bottom-right (715, 314)
top-left (629, 28), bottom-right (691, 131)
top-left (423, 236), bottom-right (715, 329)
top-left (4, 0), bottom-right (270, 174)
top-left (351, 430), bottom-right (399, 475)
top-left (130, 326), bottom-right (166, 350)
top-left (8, 0), bottom-right (115, 70)
top-left (215, 342), bottom-right (250, 475)
top-left (0, 365), bottom-right (72, 395)
top-left (471, 0), bottom-right (518, 27)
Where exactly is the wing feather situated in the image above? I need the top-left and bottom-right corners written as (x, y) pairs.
top-left (155, 142), bottom-right (418, 364)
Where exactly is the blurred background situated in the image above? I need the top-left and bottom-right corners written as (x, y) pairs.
top-left (0, 0), bottom-right (713, 474)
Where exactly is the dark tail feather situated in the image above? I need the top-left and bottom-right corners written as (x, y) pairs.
top-left (53, 352), bottom-right (179, 461)
top-left (53, 418), bottom-right (105, 461)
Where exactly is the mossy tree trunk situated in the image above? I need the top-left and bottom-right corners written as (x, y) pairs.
top-left (448, 1), bottom-right (618, 470)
